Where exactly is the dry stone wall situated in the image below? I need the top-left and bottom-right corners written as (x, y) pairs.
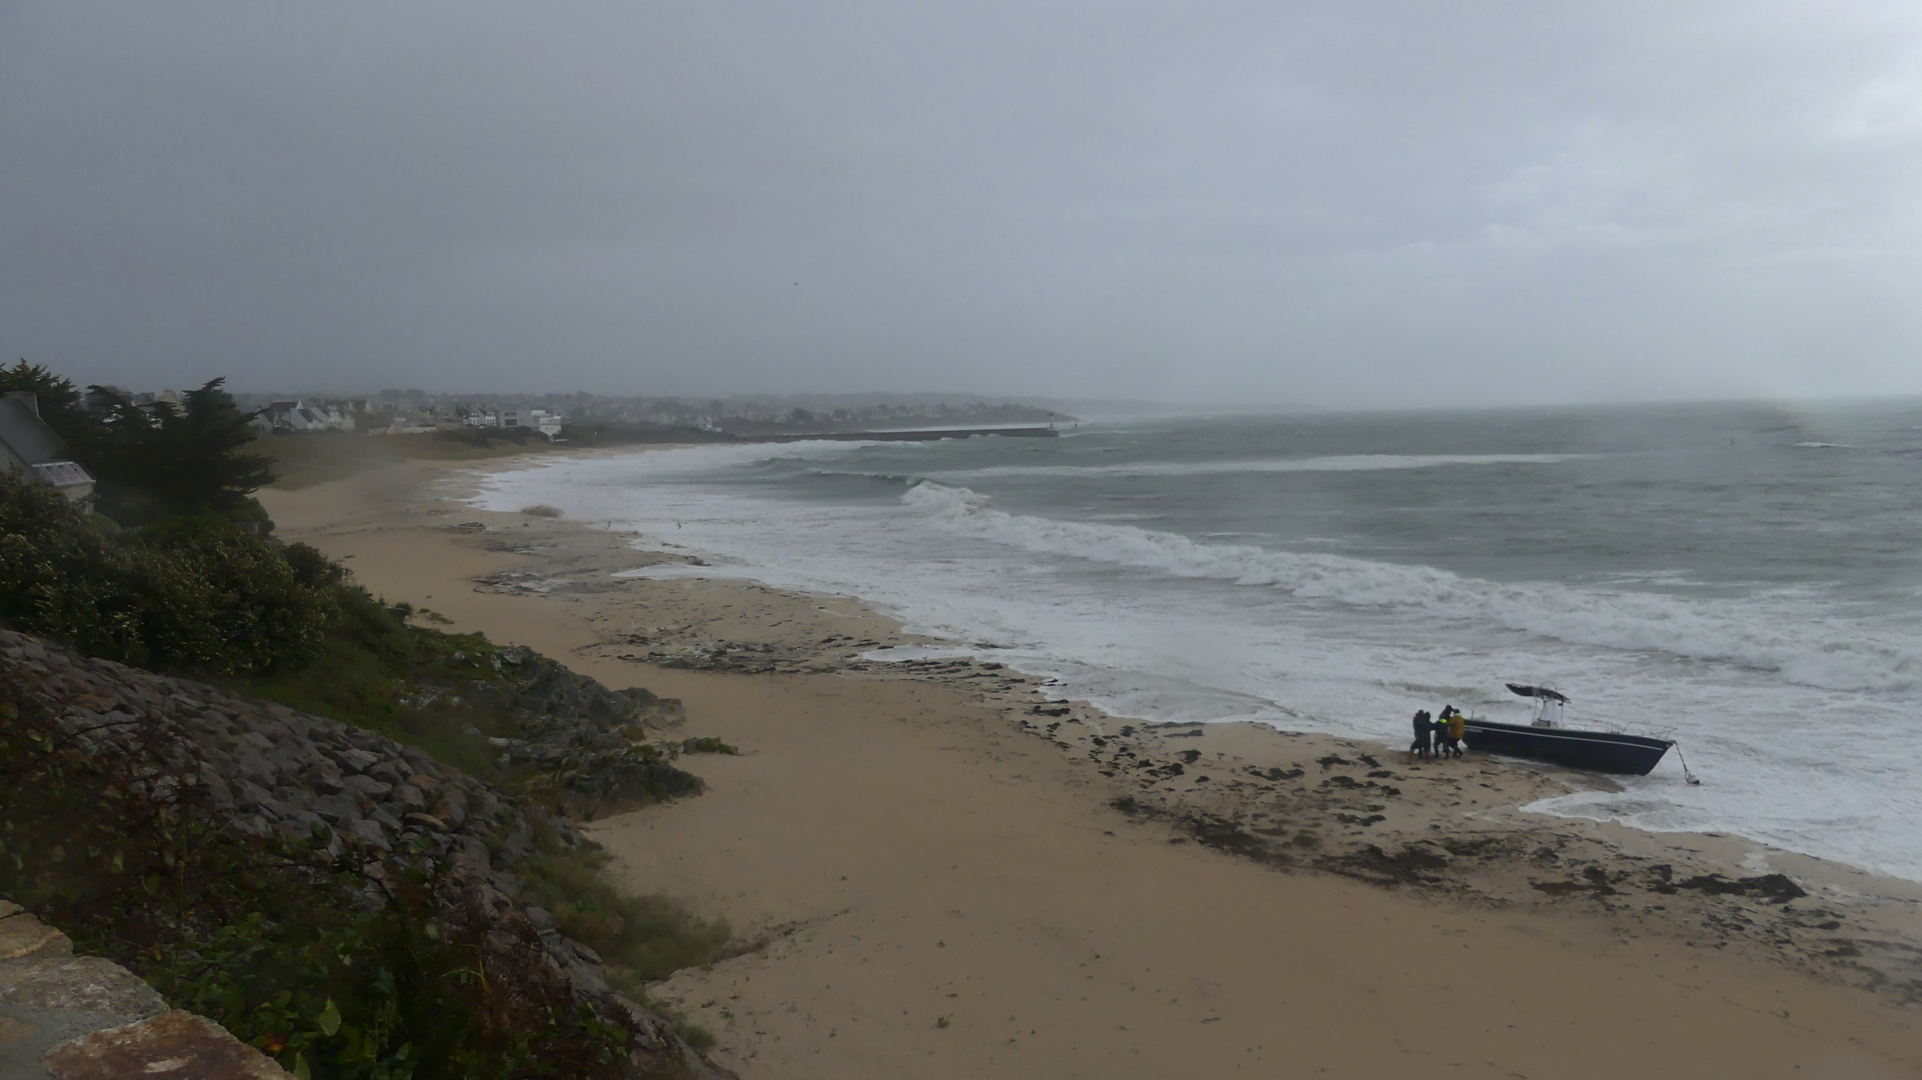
top-left (1, 898), bottom-right (293, 1079)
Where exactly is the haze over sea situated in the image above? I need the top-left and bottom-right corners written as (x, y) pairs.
top-left (474, 401), bottom-right (1922, 881)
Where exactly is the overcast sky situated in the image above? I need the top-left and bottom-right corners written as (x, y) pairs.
top-left (5, 1), bottom-right (1922, 407)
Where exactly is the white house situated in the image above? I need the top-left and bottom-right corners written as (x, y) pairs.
top-left (498, 408), bottom-right (563, 438)
top-left (259, 399), bottom-right (357, 433)
top-left (313, 403), bottom-right (356, 431)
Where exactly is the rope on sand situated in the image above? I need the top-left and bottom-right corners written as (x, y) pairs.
top-left (1674, 742), bottom-right (1703, 785)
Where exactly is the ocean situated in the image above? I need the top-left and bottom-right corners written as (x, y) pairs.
top-left (470, 401), bottom-right (1922, 881)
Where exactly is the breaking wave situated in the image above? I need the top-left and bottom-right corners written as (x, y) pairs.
top-left (926, 453), bottom-right (1588, 481)
top-left (900, 482), bottom-right (1919, 692)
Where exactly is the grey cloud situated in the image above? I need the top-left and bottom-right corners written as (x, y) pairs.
top-left (3, 0), bottom-right (1921, 405)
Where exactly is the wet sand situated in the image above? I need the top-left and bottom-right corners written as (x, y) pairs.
top-left (259, 453), bottom-right (1922, 1079)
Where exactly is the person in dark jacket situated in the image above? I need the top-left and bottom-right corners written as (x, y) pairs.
top-left (1436, 705), bottom-right (1463, 759)
top-left (1409, 709), bottom-right (1432, 760)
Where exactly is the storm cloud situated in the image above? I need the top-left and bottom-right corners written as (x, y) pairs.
top-left (4, 1), bottom-right (1921, 406)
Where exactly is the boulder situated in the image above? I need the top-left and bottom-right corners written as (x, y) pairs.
top-left (41, 1010), bottom-right (293, 1080)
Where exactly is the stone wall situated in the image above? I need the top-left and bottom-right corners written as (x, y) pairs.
top-left (0, 630), bottom-right (733, 1080)
top-left (2, 898), bottom-right (293, 1079)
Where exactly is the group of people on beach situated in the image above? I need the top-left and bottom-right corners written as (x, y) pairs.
top-left (1410, 705), bottom-right (1467, 761)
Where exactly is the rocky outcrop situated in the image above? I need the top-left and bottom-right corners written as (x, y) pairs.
top-left (622, 639), bottom-right (840, 676)
top-left (422, 642), bottom-right (705, 811)
top-left (0, 629), bottom-right (733, 1079)
top-left (42, 1010), bottom-right (294, 1080)
top-left (466, 641), bottom-right (684, 747)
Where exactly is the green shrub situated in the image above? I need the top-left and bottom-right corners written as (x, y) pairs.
top-left (672, 1022), bottom-right (716, 1053)
top-left (678, 737), bottom-right (738, 756)
top-left (0, 475), bottom-right (332, 674)
top-left (518, 829), bottom-right (731, 985)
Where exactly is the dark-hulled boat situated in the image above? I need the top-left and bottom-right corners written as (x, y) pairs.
top-left (1459, 684), bottom-right (1675, 776)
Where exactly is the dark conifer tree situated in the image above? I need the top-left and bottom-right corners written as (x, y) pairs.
top-left (86, 378), bottom-right (277, 526)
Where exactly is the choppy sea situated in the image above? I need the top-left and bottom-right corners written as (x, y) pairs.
top-left (470, 401), bottom-right (1922, 881)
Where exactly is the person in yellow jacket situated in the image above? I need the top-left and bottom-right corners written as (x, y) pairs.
top-left (1435, 705), bottom-right (1466, 759)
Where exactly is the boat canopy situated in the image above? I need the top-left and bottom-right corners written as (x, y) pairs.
top-left (1505, 683), bottom-right (1569, 703)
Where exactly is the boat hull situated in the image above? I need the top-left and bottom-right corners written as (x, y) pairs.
top-left (1461, 719), bottom-right (1672, 776)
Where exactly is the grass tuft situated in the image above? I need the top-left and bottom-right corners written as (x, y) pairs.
top-left (679, 737), bottom-right (739, 756)
top-left (674, 1021), bottom-right (717, 1052)
top-left (520, 828), bottom-right (732, 983)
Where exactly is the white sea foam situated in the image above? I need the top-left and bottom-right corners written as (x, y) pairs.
top-left (468, 442), bottom-right (1922, 881)
top-left (899, 481), bottom-right (1922, 692)
top-left (924, 452), bottom-right (1588, 481)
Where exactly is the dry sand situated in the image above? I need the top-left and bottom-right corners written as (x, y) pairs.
top-left (259, 453), bottom-right (1922, 1079)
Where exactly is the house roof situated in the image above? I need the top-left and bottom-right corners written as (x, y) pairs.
top-left (0, 395), bottom-right (71, 466)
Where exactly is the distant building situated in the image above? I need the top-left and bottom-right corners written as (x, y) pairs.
top-left (499, 408), bottom-right (563, 438)
top-left (457, 404), bottom-right (499, 428)
top-left (0, 392), bottom-right (95, 505)
top-left (258, 399), bottom-right (356, 434)
top-left (313, 402), bottom-right (355, 431)
top-left (262, 400), bottom-right (315, 432)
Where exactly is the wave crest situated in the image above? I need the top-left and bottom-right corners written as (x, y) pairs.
top-left (927, 453), bottom-right (1589, 481)
top-left (900, 482), bottom-right (1917, 692)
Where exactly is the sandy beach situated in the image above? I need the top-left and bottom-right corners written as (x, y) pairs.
top-left (258, 451), bottom-right (1922, 1079)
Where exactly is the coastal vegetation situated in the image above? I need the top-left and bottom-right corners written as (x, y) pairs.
top-left (0, 474), bottom-right (334, 674)
top-left (0, 362), bottom-right (733, 1077)
top-left (1, 360), bottom-right (274, 527)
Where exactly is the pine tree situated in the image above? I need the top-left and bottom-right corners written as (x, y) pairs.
top-left (86, 378), bottom-right (277, 525)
